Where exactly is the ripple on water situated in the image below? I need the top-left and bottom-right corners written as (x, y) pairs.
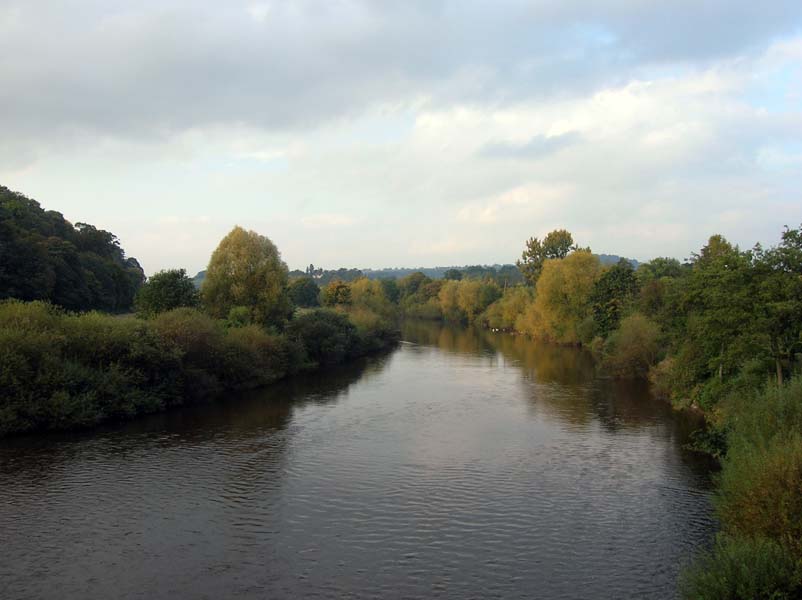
top-left (0, 325), bottom-right (715, 600)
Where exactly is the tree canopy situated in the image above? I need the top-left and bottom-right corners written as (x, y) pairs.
top-left (288, 277), bottom-right (320, 308)
top-left (516, 229), bottom-right (576, 286)
top-left (201, 226), bottom-right (292, 326)
top-left (0, 186), bottom-right (144, 311)
top-left (135, 269), bottom-right (199, 317)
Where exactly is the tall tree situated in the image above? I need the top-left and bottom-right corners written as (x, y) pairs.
top-left (528, 250), bottom-right (601, 343)
top-left (591, 258), bottom-right (640, 338)
top-left (201, 226), bottom-right (292, 326)
top-left (516, 229), bottom-right (576, 286)
top-left (288, 277), bottom-right (320, 308)
top-left (752, 225), bottom-right (802, 384)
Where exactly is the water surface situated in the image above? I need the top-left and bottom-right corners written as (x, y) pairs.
top-left (0, 322), bottom-right (715, 599)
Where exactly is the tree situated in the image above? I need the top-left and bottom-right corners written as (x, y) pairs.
top-left (398, 271), bottom-right (430, 297)
top-left (201, 226), bottom-right (292, 326)
top-left (288, 277), bottom-right (320, 308)
top-left (0, 185), bottom-right (144, 311)
top-left (443, 268), bottom-right (463, 281)
top-left (590, 258), bottom-right (640, 338)
top-left (752, 225), bottom-right (802, 385)
top-left (320, 279), bottom-right (352, 307)
top-left (517, 229), bottom-right (576, 286)
top-left (135, 269), bottom-right (199, 317)
top-left (379, 278), bottom-right (400, 304)
top-left (603, 313), bottom-right (661, 377)
top-left (527, 250), bottom-right (601, 343)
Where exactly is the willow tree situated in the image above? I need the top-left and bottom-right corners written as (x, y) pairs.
top-left (201, 226), bottom-right (291, 326)
top-left (528, 250), bottom-right (601, 344)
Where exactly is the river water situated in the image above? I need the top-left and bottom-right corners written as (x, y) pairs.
top-left (0, 322), bottom-right (715, 599)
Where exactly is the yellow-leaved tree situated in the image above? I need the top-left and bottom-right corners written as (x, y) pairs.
top-left (201, 226), bottom-right (292, 327)
top-left (526, 250), bottom-right (601, 344)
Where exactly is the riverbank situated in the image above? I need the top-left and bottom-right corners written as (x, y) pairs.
top-left (0, 300), bottom-right (400, 437)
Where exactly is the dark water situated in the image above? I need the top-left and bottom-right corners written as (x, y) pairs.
top-left (0, 322), bottom-right (715, 600)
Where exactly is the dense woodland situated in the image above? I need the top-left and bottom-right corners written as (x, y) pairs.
top-left (1, 187), bottom-right (801, 597)
top-left (0, 186), bottom-right (145, 311)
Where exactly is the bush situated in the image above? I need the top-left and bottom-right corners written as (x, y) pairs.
top-left (680, 535), bottom-right (802, 600)
top-left (716, 433), bottom-right (802, 554)
top-left (0, 299), bottom-right (399, 436)
top-left (0, 300), bottom-right (182, 435)
top-left (483, 286), bottom-right (531, 330)
top-left (286, 309), bottom-right (359, 367)
top-left (602, 313), bottom-right (661, 378)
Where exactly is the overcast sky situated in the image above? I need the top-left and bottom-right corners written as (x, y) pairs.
top-left (2, 1), bottom-right (802, 275)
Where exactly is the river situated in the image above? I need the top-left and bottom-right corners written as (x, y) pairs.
top-left (0, 321), bottom-right (715, 599)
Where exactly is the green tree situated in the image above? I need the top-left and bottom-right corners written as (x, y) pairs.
top-left (379, 278), bottom-right (400, 304)
top-left (752, 225), bottom-right (802, 385)
top-left (201, 226), bottom-right (292, 326)
top-left (0, 186), bottom-right (144, 311)
top-left (516, 229), bottom-right (576, 286)
top-left (288, 277), bottom-right (320, 308)
top-left (443, 268), bottom-right (463, 281)
top-left (135, 269), bottom-right (199, 317)
top-left (590, 258), bottom-right (640, 338)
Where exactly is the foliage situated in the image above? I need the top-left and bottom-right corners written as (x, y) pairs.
top-left (443, 268), bottom-right (463, 281)
top-left (680, 535), bottom-right (802, 600)
top-left (320, 279), bottom-right (353, 307)
top-left (201, 226), bottom-right (292, 327)
top-left (286, 309), bottom-right (360, 367)
top-left (0, 186), bottom-right (145, 311)
top-left (379, 278), bottom-right (400, 304)
top-left (0, 299), bottom-right (396, 436)
top-left (520, 250), bottom-right (601, 343)
top-left (135, 269), bottom-right (199, 317)
top-left (484, 286), bottom-right (532, 330)
top-left (288, 277), bottom-right (320, 308)
top-left (590, 258), bottom-right (640, 338)
top-left (516, 229), bottom-right (576, 286)
top-left (602, 313), bottom-right (661, 378)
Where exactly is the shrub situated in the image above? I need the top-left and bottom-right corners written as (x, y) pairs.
top-left (680, 535), bottom-right (802, 600)
top-left (602, 313), bottom-right (661, 378)
top-left (716, 433), bottom-right (802, 553)
top-left (286, 309), bottom-right (359, 367)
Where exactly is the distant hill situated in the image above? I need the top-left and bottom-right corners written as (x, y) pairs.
top-left (192, 270), bottom-right (206, 289)
top-left (597, 254), bottom-right (639, 268)
top-left (0, 185), bottom-right (145, 312)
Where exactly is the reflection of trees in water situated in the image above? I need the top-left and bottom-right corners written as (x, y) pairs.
top-left (404, 320), bottom-right (707, 440)
top-left (0, 352), bottom-right (393, 483)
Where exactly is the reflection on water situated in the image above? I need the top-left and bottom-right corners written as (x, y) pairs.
top-left (0, 322), bottom-right (714, 600)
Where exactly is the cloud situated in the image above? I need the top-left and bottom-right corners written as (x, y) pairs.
top-left (1, 2), bottom-right (802, 273)
top-left (480, 132), bottom-right (582, 159)
top-left (301, 213), bottom-right (359, 229)
top-left (457, 183), bottom-right (573, 224)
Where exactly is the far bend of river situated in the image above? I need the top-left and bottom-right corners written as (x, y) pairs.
top-left (0, 322), bottom-right (716, 600)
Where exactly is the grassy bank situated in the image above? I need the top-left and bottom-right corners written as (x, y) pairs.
top-left (0, 300), bottom-right (399, 437)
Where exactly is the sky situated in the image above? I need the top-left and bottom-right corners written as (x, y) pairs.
top-left (1, 1), bottom-right (802, 276)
